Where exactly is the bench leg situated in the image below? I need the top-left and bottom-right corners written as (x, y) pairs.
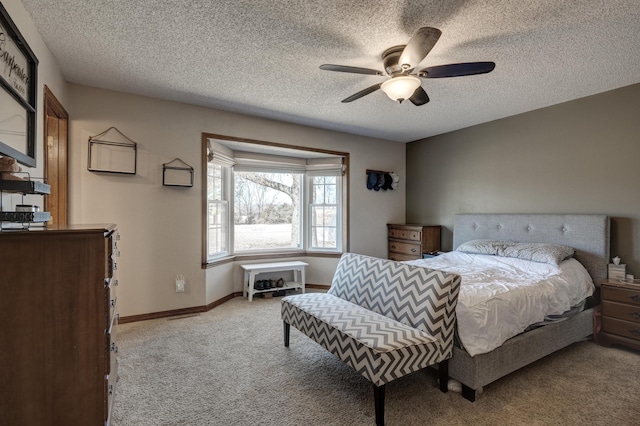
top-left (248, 272), bottom-right (256, 302)
top-left (374, 384), bottom-right (385, 426)
top-left (283, 321), bottom-right (290, 347)
top-left (438, 359), bottom-right (449, 393)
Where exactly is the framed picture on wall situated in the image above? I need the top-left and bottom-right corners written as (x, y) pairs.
top-left (0, 2), bottom-right (38, 167)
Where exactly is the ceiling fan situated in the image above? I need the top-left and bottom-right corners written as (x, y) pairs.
top-left (320, 27), bottom-right (495, 106)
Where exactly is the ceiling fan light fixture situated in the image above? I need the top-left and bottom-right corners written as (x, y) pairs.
top-left (380, 76), bottom-right (421, 102)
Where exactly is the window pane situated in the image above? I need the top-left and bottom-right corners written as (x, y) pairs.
top-left (208, 201), bottom-right (227, 256)
top-left (208, 163), bottom-right (224, 201)
top-left (207, 162), bottom-right (229, 259)
top-left (311, 207), bottom-right (337, 248)
top-left (313, 183), bottom-right (324, 204)
top-left (325, 178), bottom-right (336, 204)
top-left (234, 171), bottom-right (302, 251)
top-left (310, 174), bottom-right (338, 250)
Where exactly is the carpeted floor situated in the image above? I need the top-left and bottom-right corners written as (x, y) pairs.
top-left (112, 295), bottom-right (640, 426)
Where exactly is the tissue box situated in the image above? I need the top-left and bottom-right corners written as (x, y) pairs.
top-left (608, 264), bottom-right (626, 280)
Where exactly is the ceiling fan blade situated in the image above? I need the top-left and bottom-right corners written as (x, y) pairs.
top-left (398, 27), bottom-right (442, 70)
top-left (409, 86), bottom-right (429, 106)
top-left (320, 64), bottom-right (383, 76)
top-left (418, 62), bottom-right (496, 78)
top-left (341, 83), bottom-right (383, 103)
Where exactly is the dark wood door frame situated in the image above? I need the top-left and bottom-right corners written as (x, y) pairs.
top-left (43, 85), bottom-right (69, 226)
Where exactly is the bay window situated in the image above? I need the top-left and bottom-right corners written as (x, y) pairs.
top-left (204, 135), bottom-right (347, 263)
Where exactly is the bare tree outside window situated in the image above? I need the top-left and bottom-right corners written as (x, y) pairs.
top-left (234, 171), bottom-right (302, 251)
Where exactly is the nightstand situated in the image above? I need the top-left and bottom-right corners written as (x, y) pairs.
top-left (387, 224), bottom-right (441, 261)
top-left (598, 279), bottom-right (640, 351)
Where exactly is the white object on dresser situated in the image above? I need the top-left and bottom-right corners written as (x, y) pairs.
top-left (609, 263), bottom-right (626, 279)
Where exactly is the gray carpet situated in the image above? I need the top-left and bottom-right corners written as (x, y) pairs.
top-left (112, 295), bottom-right (640, 425)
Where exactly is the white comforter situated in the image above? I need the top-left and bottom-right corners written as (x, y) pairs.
top-left (405, 252), bottom-right (594, 356)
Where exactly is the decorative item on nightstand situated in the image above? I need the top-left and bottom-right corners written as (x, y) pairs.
top-left (608, 256), bottom-right (626, 280)
top-left (387, 223), bottom-right (441, 261)
top-left (423, 251), bottom-right (445, 259)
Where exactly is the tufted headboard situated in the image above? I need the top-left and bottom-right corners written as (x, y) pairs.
top-left (453, 214), bottom-right (610, 284)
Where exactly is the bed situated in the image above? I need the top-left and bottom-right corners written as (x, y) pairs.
top-left (410, 214), bottom-right (610, 401)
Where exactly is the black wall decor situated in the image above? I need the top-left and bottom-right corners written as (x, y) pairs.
top-left (88, 127), bottom-right (137, 174)
top-left (162, 158), bottom-right (194, 187)
top-left (0, 2), bottom-right (38, 167)
top-left (366, 169), bottom-right (399, 191)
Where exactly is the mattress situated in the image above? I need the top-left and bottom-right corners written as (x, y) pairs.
top-left (406, 251), bottom-right (594, 356)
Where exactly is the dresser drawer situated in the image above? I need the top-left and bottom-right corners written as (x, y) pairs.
top-left (388, 228), bottom-right (422, 241)
top-left (389, 240), bottom-right (421, 256)
top-left (601, 316), bottom-right (640, 341)
top-left (105, 356), bottom-right (118, 426)
top-left (389, 252), bottom-right (421, 261)
top-left (105, 299), bottom-right (119, 425)
top-left (107, 309), bottom-right (119, 375)
top-left (602, 286), bottom-right (640, 307)
top-left (602, 300), bottom-right (640, 324)
top-left (106, 277), bottom-right (119, 326)
top-left (105, 231), bottom-right (120, 278)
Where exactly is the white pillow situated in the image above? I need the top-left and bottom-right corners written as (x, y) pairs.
top-left (456, 239), bottom-right (575, 265)
top-left (499, 242), bottom-right (575, 265)
top-left (456, 239), bottom-right (507, 255)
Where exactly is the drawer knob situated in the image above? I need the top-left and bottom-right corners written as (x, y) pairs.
top-left (411, 248), bottom-right (416, 253)
top-left (631, 295), bottom-right (640, 302)
top-left (391, 245), bottom-right (396, 249)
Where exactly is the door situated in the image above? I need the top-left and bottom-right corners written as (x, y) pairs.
top-left (43, 86), bottom-right (69, 226)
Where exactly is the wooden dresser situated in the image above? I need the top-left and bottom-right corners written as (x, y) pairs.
top-left (598, 279), bottom-right (640, 351)
top-left (0, 224), bottom-right (120, 425)
top-left (387, 224), bottom-right (441, 261)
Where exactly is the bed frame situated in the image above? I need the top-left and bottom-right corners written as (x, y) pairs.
top-left (448, 214), bottom-right (610, 401)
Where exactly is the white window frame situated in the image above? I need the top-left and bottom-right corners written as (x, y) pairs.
top-left (305, 174), bottom-right (342, 252)
top-left (206, 162), bottom-right (231, 262)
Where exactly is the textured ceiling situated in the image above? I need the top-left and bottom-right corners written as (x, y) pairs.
top-left (19, 0), bottom-right (640, 142)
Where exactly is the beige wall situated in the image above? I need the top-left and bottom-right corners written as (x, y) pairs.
top-left (406, 83), bottom-right (640, 278)
top-left (1, 0), bottom-right (68, 208)
top-left (67, 84), bottom-right (405, 317)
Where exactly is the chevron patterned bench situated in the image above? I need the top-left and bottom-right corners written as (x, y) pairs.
top-left (281, 253), bottom-right (461, 426)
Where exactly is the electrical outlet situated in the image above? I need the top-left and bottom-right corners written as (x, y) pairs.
top-left (176, 275), bottom-right (185, 292)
